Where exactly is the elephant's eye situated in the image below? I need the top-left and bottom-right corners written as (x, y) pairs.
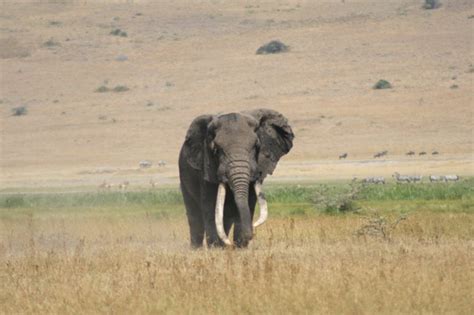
top-left (210, 141), bottom-right (219, 155)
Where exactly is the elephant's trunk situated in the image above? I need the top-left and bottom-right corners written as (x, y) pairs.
top-left (215, 161), bottom-right (270, 246)
top-left (228, 161), bottom-right (253, 243)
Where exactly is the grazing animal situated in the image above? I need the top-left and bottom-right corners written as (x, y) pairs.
top-left (419, 151), bottom-right (427, 156)
top-left (158, 160), bottom-right (167, 167)
top-left (339, 153), bottom-right (348, 159)
top-left (139, 160), bottom-right (152, 168)
top-left (362, 176), bottom-right (385, 184)
top-left (373, 150), bottom-right (388, 158)
top-left (392, 172), bottom-right (411, 183)
top-left (149, 179), bottom-right (159, 188)
top-left (443, 175), bottom-right (460, 182)
top-left (406, 151), bottom-right (415, 156)
top-left (429, 175), bottom-right (442, 182)
top-left (118, 181), bottom-right (129, 190)
top-left (98, 180), bottom-right (108, 189)
top-left (432, 151), bottom-right (439, 155)
top-left (179, 109), bottom-right (294, 248)
top-left (409, 175), bottom-right (423, 183)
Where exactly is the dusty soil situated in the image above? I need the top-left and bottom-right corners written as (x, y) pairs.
top-left (1, 0), bottom-right (473, 189)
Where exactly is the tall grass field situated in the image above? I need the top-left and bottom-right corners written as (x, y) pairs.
top-left (0, 180), bottom-right (473, 314)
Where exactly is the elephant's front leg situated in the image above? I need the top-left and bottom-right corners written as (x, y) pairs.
top-left (201, 183), bottom-right (224, 247)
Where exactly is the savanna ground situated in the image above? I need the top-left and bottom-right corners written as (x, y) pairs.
top-left (0, 0), bottom-right (473, 188)
top-left (1, 180), bottom-right (473, 314)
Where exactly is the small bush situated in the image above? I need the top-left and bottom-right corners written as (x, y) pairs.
top-left (373, 79), bottom-right (392, 90)
top-left (110, 29), bottom-right (127, 37)
top-left (112, 85), bottom-right (129, 92)
top-left (12, 106), bottom-right (27, 116)
top-left (311, 182), bottom-right (362, 213)
top-left (356, 212), bottom-right (407, 241)
top-left (95, 85), bottom-right (110, 93)
top-left (43, 38), bottom-right (61, 47)
top-left (423, 0), bottom-right (441, 9)
top-left (256, 40), bottom-right (289, 55)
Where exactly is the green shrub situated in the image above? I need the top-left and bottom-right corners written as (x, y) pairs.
top-left (423, 0), bottom-right (441, 9)
top-left (373, 79), bottom-right (392, 90)
top-left (311, 182), bottom-right (362, 213)
top-left (11, 106), bottom-right (27, 116)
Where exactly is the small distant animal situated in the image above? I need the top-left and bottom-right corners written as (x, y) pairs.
top-left (99, 180), bottom-right (108, 189)
top-left (150, 179), bottom-right (159, 188)
top-left (118, 181), bottom-right (129, 190)
top-left (339, 153), bottom-right (348, 159)
top-left (429, 175), bottom-right (442, 182)
top-left (158, 160), bottom-right (167, 167)
top-left (432, 151), bottom-right (439, 155)
top-left (373, 150), bottom-right (388, 158)
top-left (362, 176), bottom-right (385, 184)
top-left (392, 172), bottom-right (411, 183)
top-left (443, 175), bottom-right (460, 182)
top-left (139, 160), bottom-right (152, 168)
top-left (406, 151), bottom-right (415, 156)
top-left (418, 151), bottom-right (427, 156)
top-left (409, 175), bottom-right (423, 183)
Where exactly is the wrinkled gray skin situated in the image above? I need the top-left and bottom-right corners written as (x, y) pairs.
top-left (179, 109), bottom-right (294, 248)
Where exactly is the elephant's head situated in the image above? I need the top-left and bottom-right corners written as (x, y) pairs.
top-left (183, 109), bottom-right (294, 246)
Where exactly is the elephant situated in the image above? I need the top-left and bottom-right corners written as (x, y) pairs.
top-left (179, 109), bottom-right (294, 248)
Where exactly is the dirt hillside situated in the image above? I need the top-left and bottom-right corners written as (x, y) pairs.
top-left (1, 0), bottom-right (472, 189)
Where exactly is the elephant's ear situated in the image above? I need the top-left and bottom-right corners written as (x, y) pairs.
top-left (183, 114), bottom-right (219, 182)
top-left (245, 109), bottom-right (294, 180)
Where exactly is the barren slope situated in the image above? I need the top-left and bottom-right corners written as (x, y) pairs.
top-left (1, 0), bottom-right (472, 188)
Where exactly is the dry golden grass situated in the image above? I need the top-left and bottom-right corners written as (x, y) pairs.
top-left (1, 211), bottom-right (472, 314)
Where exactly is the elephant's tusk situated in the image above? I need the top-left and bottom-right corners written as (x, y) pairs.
top-left (253, 182), bottom-right (268, 228)
top-left (215, 183), bottom-right (232, 246)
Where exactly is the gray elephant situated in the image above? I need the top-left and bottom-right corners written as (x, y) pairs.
top-left (179, 109), bottom-right (294, 248)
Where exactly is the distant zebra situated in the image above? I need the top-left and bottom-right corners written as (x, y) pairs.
top-left (443, 175), bottom-right (460, 182)
top-left (158, 160), bottom-right (167, 167)
top-left (339, 153), bottom-right (348, 159)
top-left (392, 172), bottom-right (411, 183)
top-left (362, 176), bottom-right (385, 184)
top-left (139, 160), bottom-right (152, 168)
top-left (429, 175), bottom-right (442, 182)
top-left (409, 175), bottom-right (423, 183)
top-left (406, 151), bottom-right (415, 156)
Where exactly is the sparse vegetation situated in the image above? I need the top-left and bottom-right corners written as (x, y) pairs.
top-left (311, 181), bottom-right (362, 213)
top-left (11, 106), bottom-right (27, 116)
top-left (373, 79), bottom-right (392, 89)
top-left (95, 85), bottom-right (110, 93)
top-left (42, 38), bottom-right (61, 48)
top-left (112, 85), bottom-right (129, 92)
top-left (110, 28), bottom-right (128, 37)
top-left (256, 40), bottom-right (289, 55)
top-left (95, 85), bottom-right (129, 93)
top-left (423, 0), bottom-right (441, 10)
